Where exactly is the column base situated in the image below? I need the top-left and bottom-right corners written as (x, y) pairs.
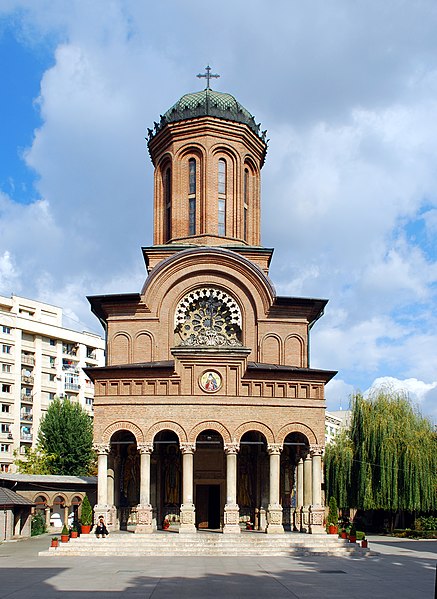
top-left (135, 504), bottom-right (153, 534)
top-left (223, 504), bottom-right (240, 534)
top-left (301, 506), bottom-right (311, 533)
top-left (309, 505), bottom-right (326, 535)
top-left (293, 507), bottom-right (302, 531)
top-left (93, 505), bottom-right (117, 531)
top-left (266, 504), bottom-right (284, 534)
top-left (179, 504), bottom-right (196, 533)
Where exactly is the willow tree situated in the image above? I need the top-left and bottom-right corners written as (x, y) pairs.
top-left (325, 390), bottom-right (437, 522)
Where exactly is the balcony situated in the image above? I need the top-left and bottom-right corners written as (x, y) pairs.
top-left (21, 354), bottom-right (35, 366)
top-left (20, 392), bottom-right (33, 403)
top-left (62, 344), bottom-right (78, 357)
top-left (21, 375), bottom-right (34, 385)
top-left (20, 434), bottom-right (33, 442)
top-left (65, 383), bottom-right (80, 391)
top-left (21, 413), bottom-right (33, 422)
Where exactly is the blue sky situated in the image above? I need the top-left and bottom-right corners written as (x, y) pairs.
top-left (1, 1), bottom-right (437, 421)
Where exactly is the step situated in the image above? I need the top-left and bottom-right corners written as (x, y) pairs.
top-left (39, 532), bottom-right (368, 557)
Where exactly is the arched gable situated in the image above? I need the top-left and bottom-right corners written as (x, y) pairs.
top-left (234, 421), bottom-right (274, 444)
top-left (189, 421), bottom-right (232, 444)
top-left (102, 421), bottom-right (144, 445)
top-left (277, 422), bottom-right (317, 446)
top-left (146, 421), bottom-right (187, 443)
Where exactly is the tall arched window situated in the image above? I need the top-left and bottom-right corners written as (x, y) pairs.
top-left (243, 168), bottom-right (249, 241)
top-left (164, 166), bottom-right (172, 242)
top-left (188, 158), bottom-right (196, 235)
top-left (218, 159), bottom-right (226, 236)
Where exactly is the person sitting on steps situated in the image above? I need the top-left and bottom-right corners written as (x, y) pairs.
top-left (95, 515), bottom-right (109, 538)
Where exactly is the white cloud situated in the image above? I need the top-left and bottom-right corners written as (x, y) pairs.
top-left (1, 1), bottom-right (437, 420)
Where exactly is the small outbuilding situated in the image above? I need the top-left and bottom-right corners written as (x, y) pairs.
top-left (0, 487), bottom-right (34, 541)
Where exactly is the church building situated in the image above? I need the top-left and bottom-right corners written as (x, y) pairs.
top-left (87, 70), bottom-right (336, 535)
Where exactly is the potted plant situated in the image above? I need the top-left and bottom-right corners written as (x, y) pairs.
top-left (51, 536), bottom-right (59, 548)
top-left (80, 495), bottom-right (93, 534)
top-left (326, 497), bottom-right (339, 534)
top-left (349, 523), bottom-right (357, 543)
top-left (340, 527), bottom-right (348, 539)
top-left (60, 525), bottom-right (70, 543)
top-left (70, 525), bottom-right (78, 539)
top-left (361, 534), bottom-right (368, 548)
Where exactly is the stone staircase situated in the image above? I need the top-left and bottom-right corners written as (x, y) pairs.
top-left (39, 531), bottom-right (368, 557)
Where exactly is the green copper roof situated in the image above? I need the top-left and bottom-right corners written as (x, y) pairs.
top-left (147, 89), bottom-right (267, 143)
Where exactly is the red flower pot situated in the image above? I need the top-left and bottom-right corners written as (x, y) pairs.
top-left (60, 534), bottom-right (69, 543)
top-left (51, 539), bottom-right (59, 548)
top-left (70, 531), bottom-right (78, 538)
top-left (361, 539), bottom-right (368, 548)
top-left (328, 525), bottom-right (338, 535)
top-left (340, 531), bottom-right (348, 539)
top-left (81, 525), bottom-right (91, 534)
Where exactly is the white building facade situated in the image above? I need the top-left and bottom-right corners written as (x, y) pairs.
top-left (324, 410), bottom-right (352, 445)
top-left (0, 295), bottom-right (105, 473)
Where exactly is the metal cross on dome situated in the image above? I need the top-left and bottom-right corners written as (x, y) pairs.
top-left (197, 65), bottom-right (220, 89)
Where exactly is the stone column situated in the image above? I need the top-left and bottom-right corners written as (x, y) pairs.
top-left (266, 444), bottom-right (284, 534)
top-left (294, 457), bottom-right (304, 531)
top-left (135, 442), bottom-right (154, 534)
top-left (63, 505), bottom-right (69, 527)
top-left (45, 506), bottom-right (51, 530)
top-left (223, 442), bottom-right (240, 534)
top-left (93, 443), bottom-right (113, 528)
top-left (310, 445), bottom-right (325, 534)
top-left (302, 452), bottom-right (312, 532)
top-left (179, 442), bottom-right (196, 533)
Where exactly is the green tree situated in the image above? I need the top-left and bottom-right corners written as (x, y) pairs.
top-left (38, 397), bottom-right (94, 475)
top-left (14, 445), bottom-right (56, 474)
top-left (325, 390), bottom-right (437, 522)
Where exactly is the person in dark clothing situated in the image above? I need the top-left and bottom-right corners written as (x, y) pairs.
top-left (95, 516), bottom-right (109, 538)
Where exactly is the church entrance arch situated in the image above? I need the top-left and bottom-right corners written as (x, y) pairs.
top-left (238, 431), bottom-right (268, 530)
top-left (281, 432), bottom-right (309, 530)
top-left (194, 429), bottom-right (225, 529)
top-left (109, 429), bottom-right (138, 529)
top-left (154, 430), bottom-right (182, 528)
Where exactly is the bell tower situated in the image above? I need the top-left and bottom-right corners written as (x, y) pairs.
top-left (145, 76), bottom-right (269, 272)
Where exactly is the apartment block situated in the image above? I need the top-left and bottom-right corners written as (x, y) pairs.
top-left (0, 295), bottom-right (105, 473)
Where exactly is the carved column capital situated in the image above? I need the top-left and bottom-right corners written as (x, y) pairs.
top-left (137, 442), bottom-right (154, 454)
top-left (93, 443), bottom-right (110, 455)
top-left (310, 444), bottom-right (324, 457)
top-left (267, 443), bottom-right (282, 456)
top-left (224, 442), bottom-right (240, 455)
top-left (180, 442), bottom-right (196, 455)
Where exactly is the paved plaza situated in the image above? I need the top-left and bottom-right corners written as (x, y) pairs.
top-left (0, 534), bottom-right (435, 598)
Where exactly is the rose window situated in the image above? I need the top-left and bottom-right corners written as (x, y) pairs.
top-left (174, 288), bottom-right (242, 347)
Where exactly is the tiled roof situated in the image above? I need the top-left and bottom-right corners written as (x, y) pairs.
top-left (0, 474), bottom-right (97, 485)
top-left (0, 487), bottom-right (34, 506)
top-left (149, 89), bottom-right (267, 143)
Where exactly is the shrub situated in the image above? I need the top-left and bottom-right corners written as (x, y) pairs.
top-left (31, 512), bottom-right (47, 536)
top-left (80, 495), bottom-right (93, 526)
top-left (327, 496), bottom-right (339, 530)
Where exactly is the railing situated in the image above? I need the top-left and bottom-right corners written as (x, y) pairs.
top-left (20, 393), bottom-right (33, 402)
top-left (65, 383), bottom-right (80, 391)
top-left (21, 413), bottom-right (33, 421)
top-left (20, 433), bottom-right (33, 441)
top-left (21, 355), bottom-right (35, 366)
top-left (21, 375), bottom-right (34, 384)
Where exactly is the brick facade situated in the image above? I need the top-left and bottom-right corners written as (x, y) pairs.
top-left (87, 87), bottom-right (336, 533)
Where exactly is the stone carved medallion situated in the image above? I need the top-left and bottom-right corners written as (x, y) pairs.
top-left (199, 370), bottom-right (222, 393)
top-left (175, 287), bottom-right (242, 347)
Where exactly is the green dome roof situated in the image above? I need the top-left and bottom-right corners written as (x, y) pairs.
top-left (148, 89), bottom-right (267, 142)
